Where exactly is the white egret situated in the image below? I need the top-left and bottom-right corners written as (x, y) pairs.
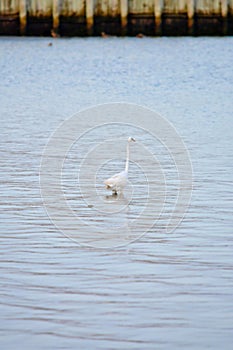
top-left (104, 137), bottom-right (136, 195)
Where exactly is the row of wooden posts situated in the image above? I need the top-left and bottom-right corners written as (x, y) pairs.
top-left (1, 0), bottom-right (233, 36)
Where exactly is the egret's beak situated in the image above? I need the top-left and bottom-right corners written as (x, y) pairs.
top-left (131, 138), bottom-right (136, 142)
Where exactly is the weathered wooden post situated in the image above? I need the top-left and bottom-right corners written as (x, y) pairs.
top-left (86, 0), bottom-right (94, 35)
top-left (52, 0), bottom-right (60, 36)
top-left (187, 0), bottom-right (194, 35)
top-left (19, 0), bottom-right (27, 35)
top-left (220, 0), bottom-right (228, 35)
top-left (221, 0), bottom-right (228, 17)
top-left (120, 0), bottom-right (128, 35)
top-left (154, 0), bottom-right (163, 35)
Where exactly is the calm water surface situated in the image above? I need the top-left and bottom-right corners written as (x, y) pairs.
top-left (0, 37), bottom-right (233, 349)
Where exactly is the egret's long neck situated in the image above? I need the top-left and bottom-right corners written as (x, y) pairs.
top-left (125, 142), bottom-right (130, 173)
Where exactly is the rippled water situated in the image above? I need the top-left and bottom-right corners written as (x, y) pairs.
top-left (0, 37), bottom-right (233, 349)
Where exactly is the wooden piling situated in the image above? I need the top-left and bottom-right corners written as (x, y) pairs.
top-left (86, 0), bottom-right (94, 35)
top-left (221, 0), bottom-right (228, 17)
top-left (52, 0), bottom-right (60, 35)
top-left (187, 0), bottom-right (194, 35)
top-left (120, 0), bottom-right (128, 35)
top-left (19, 0), bottom-right (27, 35)
top-left (220, 0), bottom-right (228, 35)
top-left (154, 0), bottom-right (162, 35)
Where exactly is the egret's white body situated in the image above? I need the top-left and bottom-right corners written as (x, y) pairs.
top-left (104, 137), bottom-right (135, 195)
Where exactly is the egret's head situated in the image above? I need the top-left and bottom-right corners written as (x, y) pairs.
top-left (128, 137), bottom-right (136, 143)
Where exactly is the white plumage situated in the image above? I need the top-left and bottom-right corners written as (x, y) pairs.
top-left (104, 137), bottom-right (136, 195)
